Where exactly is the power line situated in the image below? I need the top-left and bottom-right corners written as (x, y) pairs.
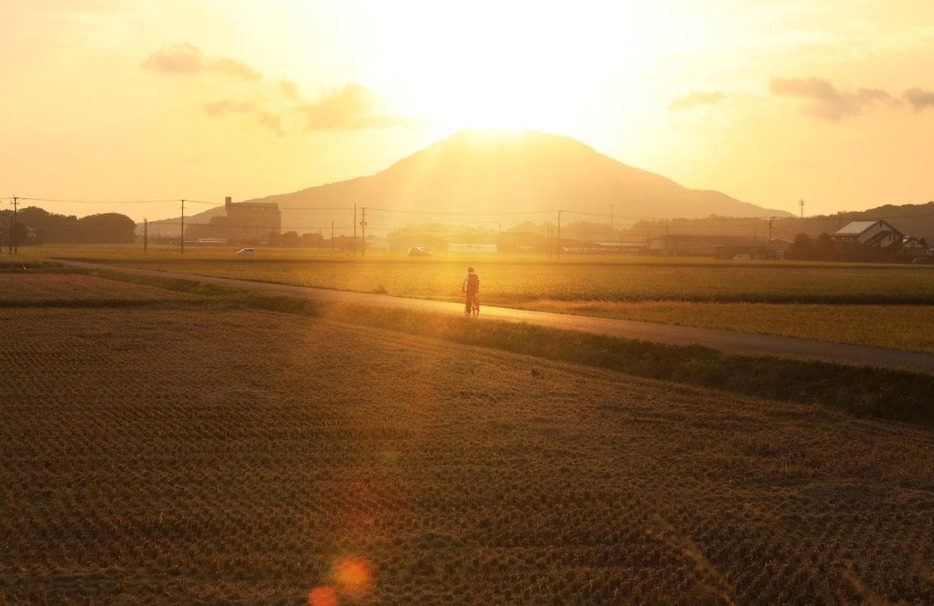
top-left (15, 196), bottom-right (187, 205)
top-left (366, 206), bottom-right (556, 217)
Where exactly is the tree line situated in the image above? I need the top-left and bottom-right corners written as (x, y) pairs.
top-left (0, 207), bottom-right (136, 245)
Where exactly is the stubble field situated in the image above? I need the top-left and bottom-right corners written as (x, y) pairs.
top-left (31, 245), bottom-right (934, 352)
top-left (1, 272), bottom-right (932, 603)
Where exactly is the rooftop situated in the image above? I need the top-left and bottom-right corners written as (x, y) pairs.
top-left (835, 220), bottom-right (883, 236)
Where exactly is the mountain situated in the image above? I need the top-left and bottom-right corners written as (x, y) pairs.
top-left (195, 129), bottom-right (788, 231)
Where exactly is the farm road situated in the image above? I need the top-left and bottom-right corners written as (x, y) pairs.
top-left (62, 260), bottom-right (934, 375)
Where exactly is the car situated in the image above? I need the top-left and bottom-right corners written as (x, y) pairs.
top-left (236, 248), bottom-right (255, 255)
top-left (407, 247), bottom-right (432, 257)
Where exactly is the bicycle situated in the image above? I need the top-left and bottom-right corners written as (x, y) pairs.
top-left (465, 293), bottom-right (479, 318)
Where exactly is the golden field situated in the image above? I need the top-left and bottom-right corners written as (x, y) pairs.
top-left (25, 244), bottom-right (934, 352)
top-left (1, 271), bottom-right (932, 603)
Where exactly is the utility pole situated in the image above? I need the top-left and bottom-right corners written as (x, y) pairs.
top-left (556, 209), bottom-right (563, 259)
top-left (144, 218), bottom-right (148, 252)
top-left (768, 216), bottom-right (775, 252)
top-left (800, 198), bottom-right (805, 219)
top-left (360, 207), bottom-right (367, 257)
top-left (11, 196), bottom-right (19, 254)
top-left (353, 204), bottom-right (357, 257)
top-left (180, 200), bottom-right (186, 254)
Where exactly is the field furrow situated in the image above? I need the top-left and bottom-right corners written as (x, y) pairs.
top-left (1, 274), bottom-right (932, 603)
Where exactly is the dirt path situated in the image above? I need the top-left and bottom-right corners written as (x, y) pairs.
top-left (60, 260), bottom-right (934, 374)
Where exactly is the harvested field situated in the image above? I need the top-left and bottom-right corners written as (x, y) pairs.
top-left (1, 275), bottom-right (933, 603)
top-left (0, 274), bottom-right (205, 306)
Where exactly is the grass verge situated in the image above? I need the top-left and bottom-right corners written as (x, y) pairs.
top-left (324, 303), bottom-right (934, 427)
top-left (81, 268), bottom-right (934, 428)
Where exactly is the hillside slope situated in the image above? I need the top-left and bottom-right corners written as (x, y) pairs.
top-left (238, 129), bottom-right (788, 230)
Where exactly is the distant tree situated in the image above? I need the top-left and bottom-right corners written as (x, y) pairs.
top-left (0, 209), bottom-right (40, 247)
top-left (76, 213), bottom-right (137, 243)
top-left (814, 233), bottom-right (836, 260)
top-left (789, 233), bottom-right (815, 260)
top-left (280, 231), bottom-right (302, 247)
top-left (17, 206), bottom-right (79, 244)
top-left (507, 220), bottom-right (548, 236)
top-left (302, 232), bottom-right (325, 248)
top-left (561, 221), bottom-right (617, 241)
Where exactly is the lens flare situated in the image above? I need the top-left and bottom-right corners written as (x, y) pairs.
top-left (308, 586), bottom-right (337, 606)
top-left (310, 555), bottom-right (374, 603)
top-left (334, 556), bottom-right (373, 597)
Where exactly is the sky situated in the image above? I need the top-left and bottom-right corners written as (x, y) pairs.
top-left (2, 0), bottom-right (933, 223)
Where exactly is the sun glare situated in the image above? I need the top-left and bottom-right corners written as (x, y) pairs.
top-left (362, 2), bottom-right (658, 134)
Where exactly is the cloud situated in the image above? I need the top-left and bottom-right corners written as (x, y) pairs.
top-left (279, 79), bottom-right (301, 101)
top-left (209, 57), bottom-right (262, 81)
top-left (142, 43), bottom-right (260, 81)
top-left (204, 83), bottom-right (409, 135)
top-left (297, 83), bottom-right (409, 131)
top-left (769, 77), bottom-right (898, 120)
top-left (256, 111), bottom-right (284, 135)
top-left (204, 99), bottom-right (257, 116)
top-left (903, 88), bottom-right (934, 112)
top-left (145, 44), bottom-right (408, 134)
top-left (668, 91), bottom-right (726, 113)
top-left (142, 42), bottom-right (203, 75)
top-left (203, 99), bottom-right (283, 135)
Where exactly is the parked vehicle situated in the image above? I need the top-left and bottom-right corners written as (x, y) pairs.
top-left (407, 247), bottom-right (431, 257)
top-left (236, 248), bottom-right (256, 255)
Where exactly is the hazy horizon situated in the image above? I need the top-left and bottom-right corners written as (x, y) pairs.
top-left (2, 1), bottom-right (933, 223)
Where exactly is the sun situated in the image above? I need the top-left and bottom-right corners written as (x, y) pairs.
top-left (359, 1), bottom-right (653, 135)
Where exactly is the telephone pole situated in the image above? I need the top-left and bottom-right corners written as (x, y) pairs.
top-left (360, 207), bottom-right (367, 257)
top-left (556, 209), bottom-right (563, 259)
top-left (10, 196), bottom-right (18, 254)
top-left (353, 204), bottom-right (357, 257)
top-left (768, 216), bottom-right (775, 252)
top-left (799, 198), bottom-right (805, 219)
top-left (180, 200), bottom-right (186, 254)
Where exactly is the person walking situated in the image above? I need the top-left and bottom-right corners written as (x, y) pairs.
top-left (462, 266), bottom-right (480, 316)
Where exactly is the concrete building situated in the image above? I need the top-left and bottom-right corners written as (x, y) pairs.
top-left (224, 197), bottom-right (281, 242)
top-left (186, 196), bottom-right (281, 243)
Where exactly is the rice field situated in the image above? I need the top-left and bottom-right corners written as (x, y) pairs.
top-left (2, 272), bottom-right (932, 603)
top-left (25, 244), bottom-right (934, 352)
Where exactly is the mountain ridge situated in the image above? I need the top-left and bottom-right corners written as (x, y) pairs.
top-left (228, 129), bottom-right (791, 230)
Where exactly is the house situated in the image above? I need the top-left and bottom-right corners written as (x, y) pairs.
top-left (899, 236), bottom-right (929, 261)
top-left (909, 236), bottom-right (934, 262)
top-left (834, 220), bottom-right (904, 259)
